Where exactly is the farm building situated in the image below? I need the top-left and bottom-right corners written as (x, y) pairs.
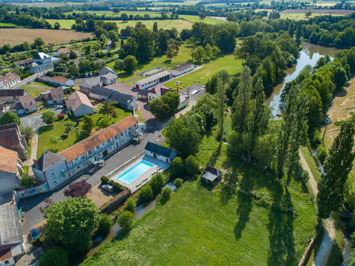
top-left (133, 71), bottom-right (171, 90)
top-left (49, 76), bottom-right (74, 87)
top-left (66, 91), bottom-right (94, 117)
top-left (0, 73), bottom-right (21, 90)
top-left (202, 166), bottom-right (222, 184)
top-left (98, 66), bottom-right (118, 85)
top-left (169, 63), bottom-right (194, 77)
top-left (145, 142), bottom-right (176, 164)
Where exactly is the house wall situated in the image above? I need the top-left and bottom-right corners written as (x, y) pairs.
top-left (0, 256), bottom-right (15, 266)
top-left (73, 105), bottom-right (94, 117)
top-left (32, 167), bottom-right (45, 183)
top-left (44, 160), bottom-right (68, 190)
top-left (89, 93), bottom-right (108, 101)
top-left (23, 104), bottom-right (37, 113)
top-left (134, 73), bottom-right (171, 90)
top-left (148, 92), bottom-right (159, 103)
top-left (0, 171), bottom-right (19, 197)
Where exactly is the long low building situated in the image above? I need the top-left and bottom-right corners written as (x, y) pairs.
top-left (32, 116), bottom-right (144, 190)
top-left (133, 70), bottom-right (171, 90)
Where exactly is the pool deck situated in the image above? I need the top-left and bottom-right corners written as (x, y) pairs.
top-left (110, 155), bottom-right (169, 193)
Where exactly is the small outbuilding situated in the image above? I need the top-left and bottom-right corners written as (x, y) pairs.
top-left (201, 166), bottom-right (222, 184)
top-left (145, 141), bottom-right (176, 164)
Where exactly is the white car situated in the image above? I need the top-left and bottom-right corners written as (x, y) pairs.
top-left (191, 89), bottom-right (199, 95)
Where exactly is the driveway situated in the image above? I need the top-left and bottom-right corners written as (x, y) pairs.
top-left (19, 127), bottom-right (164, 233)
top-left (20, 108), bottom-right (61, 129)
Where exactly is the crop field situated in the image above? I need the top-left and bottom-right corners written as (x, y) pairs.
top-left (11, 1), bottom-right (93, 7)
top-left (280, 9), bottom-right (354, 15)
top-left (110, 19), bottom-right (193, 32)
top-left (0, 28), bottom-right (92, 46)
top-left (47, 19), bottom-right (76, 30)
top-left (82, 125), bottom-right (317, 266)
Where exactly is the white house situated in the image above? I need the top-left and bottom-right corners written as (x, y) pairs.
top-left (98, 66), bottom-right (117, 85)
top-left (32, 116), bottom-right (141, 189)
top-left (65, 91), bottom-right (94, 117)
top-left (144, 141), bottom-right (176, 164)
top-left (49, 76), bottom-right (74, 87)
top-left (0, 73), bottom-right (21, 90)
top-left (29, 52), bottom-right (57, 74)
top-left (133, 70), bottom-right (171, 90)
top-left (169, 63), bottom-right (194, 77)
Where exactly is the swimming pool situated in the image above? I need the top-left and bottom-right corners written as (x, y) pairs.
top-left (115, 160), bottom-right (154, 184)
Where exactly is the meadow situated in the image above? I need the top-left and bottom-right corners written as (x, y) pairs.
top-left (47, 19), bottom-right (76, 30)
top-left (37, 107), bottom-right (131, 158)
top-left (0, 28), bottom-right (92, 46)
top-left (20, 82), bottom-right (54, 98)
top-left (111, 19), bottom-right (194, 32)
top-left (82, 124), bottom-right (317, 266)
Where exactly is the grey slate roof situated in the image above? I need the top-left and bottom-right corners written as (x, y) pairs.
top-left (35, 150), bottom-right (65, 171)
top-left (0, 205), bottom-right (22, 247)
top-left (0, 90), bottom-right (25, 97)
top-left (145, 142), bottom-right (176, 158)
top-left (98, 66), bottom-right (117, 77)
top-left (90, 86), bottom-right (113, 98)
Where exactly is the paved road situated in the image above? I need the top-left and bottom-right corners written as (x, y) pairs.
top-left (19, 124), bottom-right (164, 233)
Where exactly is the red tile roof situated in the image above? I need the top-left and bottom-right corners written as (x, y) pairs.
top-left (0, 72), bottom-right (20, 83)
top-left (58, 48), bottom-right (70, 54)
top-left (50, 76), bottom-right (68, 84)
top-left (59, 116), bottom-right (138, 162)
top-left (0, 146), bottom-right (18, 173)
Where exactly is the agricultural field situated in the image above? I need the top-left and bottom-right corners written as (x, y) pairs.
top-left (179, 14), bottom-right (225, 24)
top-left (47, 19), bottom-right (76, 30)
top-left (11, 1), bottom-right (93, 7)
top-left (110, 19), bottom-right (193, 32)
top-left (0, 28), bottom-right (92, 46)
top-left (82, 125), bottom-right (317, 266)
top-left (65, 10), bottom-right (162, 18)
top-left (280, 12), bottom-right (343, 20)
top-left (20, 82), bottom-right (54, 98)
top-left (37, 107), bottom-right (131, 158)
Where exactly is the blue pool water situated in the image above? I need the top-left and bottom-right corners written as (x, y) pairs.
top-left (116, 160), bottom-right (154, 184)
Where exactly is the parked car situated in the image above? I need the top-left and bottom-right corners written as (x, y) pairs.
top-left (55, 105), bottom-right (64, 110)
top-left (31, 228), bottom-right (40, 240)
top-left (102, 184), bottom-right (114, 192)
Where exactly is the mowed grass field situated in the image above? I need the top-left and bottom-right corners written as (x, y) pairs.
top-left (0, 28), bottom-right (92, 46)
top-left (82, 125), bottom-right (317, 266)
top-left (47, 19), bottom-right (76, 30)
top-left (20, 82), bottom-right (54, 98)
top-left (37, 107), bottom-right (131, 158)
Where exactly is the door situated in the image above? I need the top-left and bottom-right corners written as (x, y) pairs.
top-left (103, 150), bottom-right (108, 157)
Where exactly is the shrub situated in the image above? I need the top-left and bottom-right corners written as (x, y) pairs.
top-left (97, 214), bottom-right (112, 237)
top-left (150, 173), bottom-right (165, 195)
top-left (20, 125), bottom-right (34, 142)
top-left (101, 176), bottom-right (109, 184)
top-left (157, 187), bottom-right (172, 205)
top-left (170, 157), bottom-right (185, 178)
top-left (317, 146), bottom-right (328, 164)
top-left (311, 128), bottom-right (322, 147)
top-left (64, 180), bottom-right (91, 198)
top-left (20, 174), bottom-right (36, 188)
top-left (109, 180), bottom-right (122, 192)
top-left (118, 211), bottom-right (134, 231)
top-left (185, 155), bottom-right (199, 177)
top-left (302, 170), bottom-right (310, 183)
top-left (37, 247), bottom-right (68, 266)
top-left (173, 178), bottom-right (183, 189)
top-left (138, 185), bottom-right (153, 204)
top-left (124, 197), bottom-right (136, 213)
top-left (57, 113), bottom-right (65, 120)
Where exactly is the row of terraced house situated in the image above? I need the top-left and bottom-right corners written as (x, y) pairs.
top-left (30, 116), bottom-right (145, 192)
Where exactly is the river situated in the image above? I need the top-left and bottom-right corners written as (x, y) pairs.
top-left (268, 43), bottom-right (340, 117)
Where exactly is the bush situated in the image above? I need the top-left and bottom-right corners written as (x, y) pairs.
top-left (185, 155), bottom-right (199, 177)
top-left (109, 180), bottom-right (122, 192)
top-left (37, 247), bottom-right (68, 266)
top-left (57, 113), bottom-right (65, 120)
top-left (101, 176), bottom-right (109, 184)
top-left (97, 214), bottom-right (112, 237)
top-left (20, 125), bottom-right (34, 142)
top-left (170, 157), bottom-right (185, 178)
top-left (138, 185), bottom-right (153, 204)
top-left (317, 146), bottom-right (328, 164)
top-left (150, 173), bottom-right (165, 195)
top-left (311, 128), bottom-right (322, 147)
top-left (302, 171), bottom-right (310, 183)
top-left (118, 211), bottom-right (134, 231)
top-left (125, 197), bottom-right (136, 213)
top-left (64, 180), bottom-right (91, 198)
top-left (173, 178), bottom-right (183, 189)
top-left (20, 174), bottom-right (36, 188)
top-left (157, 187), bottom-right (172, 205)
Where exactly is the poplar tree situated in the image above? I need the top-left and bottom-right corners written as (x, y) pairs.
top-left (317, 118), bottom-right (355, 219)
top-left (232, 66), bottom-right (253, 133)
top-left (216, 79), bottom-right (225, 143)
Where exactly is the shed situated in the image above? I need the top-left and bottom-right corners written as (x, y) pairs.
top-left (202, 166), bottom-right (222, 184)
top-left (145, 141), bottom-right (176, 164)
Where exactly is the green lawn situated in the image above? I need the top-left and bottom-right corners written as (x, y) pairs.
top-left (82, 126), bottom-right (317, 266)
top-left (300, 146), bottom-right (322, 182)
top-left (20, 82), bottom-right (54, 97)
top-left (37, 107), bottom-right (131, 158)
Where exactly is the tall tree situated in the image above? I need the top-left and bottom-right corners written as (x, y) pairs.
top-left (216, 79), bottom-right (225, 143)
top-left (317, 118), bottom-right (355, 219)
top-left (0, 112), bottom-right (20, 125)
top-left (245, 78), bottom-right (269, 161)
top-left (232, 66), bottom-right (253, 133)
